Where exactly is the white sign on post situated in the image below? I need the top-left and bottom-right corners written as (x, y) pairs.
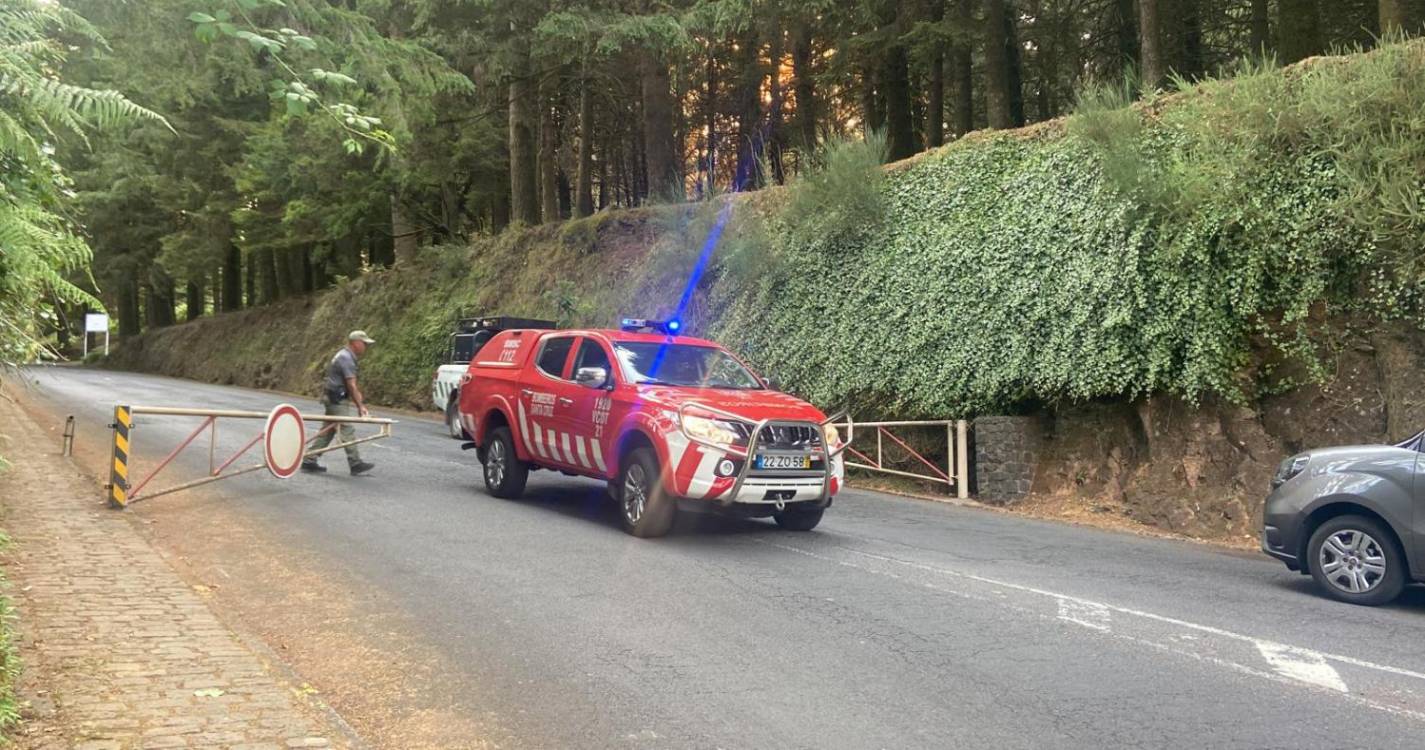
top-left (83, 313), bottom-right (110, 357)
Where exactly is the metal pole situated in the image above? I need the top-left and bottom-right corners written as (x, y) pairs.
top-left (208, 418), bottom-right (217, 475)
top-left (108, 405), bottom-right (132, 508)
top-left (955, 419), bottom-right (970, 500)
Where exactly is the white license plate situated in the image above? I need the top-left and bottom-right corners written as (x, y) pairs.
top-left (756, 454), bottom-right (810, 470)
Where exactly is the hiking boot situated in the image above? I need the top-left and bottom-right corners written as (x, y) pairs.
top-left (300, 462), bottom-right (327, 474)
top-left (349, 461), bottom-right (375, 476)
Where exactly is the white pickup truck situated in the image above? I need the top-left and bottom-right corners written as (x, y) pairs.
top-left (432, 315), bottom-right (555, 438)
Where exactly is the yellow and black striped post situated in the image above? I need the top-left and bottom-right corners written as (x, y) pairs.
top-left (108, 405), bottom-right (132, 508)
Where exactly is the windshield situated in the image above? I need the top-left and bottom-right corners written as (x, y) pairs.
top-left (613, 342), bottom-right (763, 389)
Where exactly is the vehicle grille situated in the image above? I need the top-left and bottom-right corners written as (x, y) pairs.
top-left (756, 424), bottom-right (822, 450)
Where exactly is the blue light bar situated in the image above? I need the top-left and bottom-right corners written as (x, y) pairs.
top-left (619, 318), bottom-right (682, 335)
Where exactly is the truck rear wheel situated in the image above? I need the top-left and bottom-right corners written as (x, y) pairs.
top-left (446, 394), bottom-right (469, 440)
top-left (618, 448), bottom-right (676, 538)
top-left (482, 426), bottom-right (528, 499)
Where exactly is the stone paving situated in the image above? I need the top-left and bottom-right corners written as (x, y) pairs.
top-left (0, 398), bottom-right (348, 749)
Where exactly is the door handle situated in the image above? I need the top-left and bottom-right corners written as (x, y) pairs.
top-left (557, 397), bottom-right (574, 407)
top-left (520, 388), bottom-right (533, 397)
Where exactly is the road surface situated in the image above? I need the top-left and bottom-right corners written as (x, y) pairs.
top-left (18, 366), bottom-right (1425, 749)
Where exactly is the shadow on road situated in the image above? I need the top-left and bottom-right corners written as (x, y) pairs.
top-left (1269, 576), bottom-right (1425, 614)
top-left (490, 474), bottom-right (801, 540)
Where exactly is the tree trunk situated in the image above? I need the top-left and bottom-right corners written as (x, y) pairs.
top-left (574, 80), bottom-right (594, 217)
top-left (1380, 0), bottom-right (1410, 35)
top-left (1250, 0), bottom-right (1271, 54)
top-left (952, 0), bottom-right (974, 137)
top-left (222, 244), bottom-right (242, 312)
top-left (272, 247), bottom-right (295, 299)
top-left (117, 277), bottom-right (141, 337)
top-left (391, 195), bottom-right (419, 263)
top-left (1176, 0), bottom-right (1204, 81)
top-left (243, 250), bottom-right (255, 306)
top-left (766, 23), bottom-right (787, 184)
top-left (792, 21), bottom-right (817, 155)
top-left (508, 33), bottom-right (539, 224)
top-left (152, 275), bottom-right (175, 327)
top-left (538, 68), bottom-right (560, 222)
top-left (1006, 3), bottom-right (1025, 126)
top-left (877, 2), bottom-right (915, 161)
top-left (641, 51), bottom-right (682, 202)
top-left (926, 2), bottom-right (945, 148)
top-left (1277, 0), bottom-right (1321, 63)
top-left (861, 63), bottom-right (882, 137)
top-left (983, 0), bottom-right (1019, 129)
top-left (1114, 0), bottom-right (1138, 71)
top-left (735, 30), bottom-right (763, 191)
top-left (1139, 0), bottom-right (1165, 88)
top-left (703, 42), bottom-right (718, 193)
top-left (254, 248), bottom-right (278, 304)
top-left (185, 281), bottom-right (203, 322)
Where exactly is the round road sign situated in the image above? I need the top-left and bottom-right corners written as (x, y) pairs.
top-left (264, 404), bottom-right (306, 479)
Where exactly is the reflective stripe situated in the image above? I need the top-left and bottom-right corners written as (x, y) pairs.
top-left (545, 428), bottom-right (559, 461)
top-left (531, 421), bottom-right (548, 459)
top-left (518, 401), bottom-right (534, 454)
top-left (561, 432), bottom-right (575, 465)
top-left (574, 436), bottom-right (592, 470)
top-left (590, 438), bottom-right (608, 473)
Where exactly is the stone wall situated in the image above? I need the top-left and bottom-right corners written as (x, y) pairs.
top-left (973, 416), bottom-right (1042, 505)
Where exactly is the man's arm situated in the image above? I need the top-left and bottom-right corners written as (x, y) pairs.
top-left (345, 375), bottom-right (368, 417)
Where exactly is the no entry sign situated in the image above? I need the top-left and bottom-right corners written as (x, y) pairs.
top-left (263, 404), bottom-right (306, 479)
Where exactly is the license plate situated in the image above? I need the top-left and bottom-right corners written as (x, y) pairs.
top-left (756, 454), bottom-right (810, 470)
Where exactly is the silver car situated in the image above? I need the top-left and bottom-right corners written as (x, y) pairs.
top-left (1262, 431), bottom-right (1425, 605)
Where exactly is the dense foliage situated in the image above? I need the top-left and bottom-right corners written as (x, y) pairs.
top-left (0, 0), bottom-right (165, 370)
top-left (26, 0), bottom-right (1418, 347)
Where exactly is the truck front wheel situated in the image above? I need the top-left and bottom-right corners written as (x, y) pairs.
top-left (619, 448), bottom-right (676, 538)
top-left (482, 426), bottom-right (528, 499)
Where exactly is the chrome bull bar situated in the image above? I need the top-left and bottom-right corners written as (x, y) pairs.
top-left (675, 403), bottom-right (851, 506)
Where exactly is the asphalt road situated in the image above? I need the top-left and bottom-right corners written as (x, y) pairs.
top-left (20, 366), bottom-right (1425, 749)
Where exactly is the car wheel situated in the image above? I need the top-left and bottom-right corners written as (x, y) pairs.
top-left (774, 506), bottom-right (825, 531)
top-left (446, 394), bottom-right (469, 440)
top-left (1307, 515), bottom-right (1406, 606)
top-left (618, 448), bottom-right (676, 538)
top-left (482, 426), bottom-right (528, 499)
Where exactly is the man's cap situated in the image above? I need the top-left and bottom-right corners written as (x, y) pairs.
top-left (348, 330), bottom-right (376, 344)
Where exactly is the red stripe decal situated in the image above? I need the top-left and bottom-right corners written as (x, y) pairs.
top-left (673, 444), bottom-right (704, 496)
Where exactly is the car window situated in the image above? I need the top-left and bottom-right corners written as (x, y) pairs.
top-left (536, 336), bottom-right (575, 379)
top-left (613, 342), bottom-right (763, 389)
top-left (574, 339), bottom-right (612, 374)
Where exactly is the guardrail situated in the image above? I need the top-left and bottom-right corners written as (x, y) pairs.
top-left (835, 419), bottom-right (970, 500)
top-left (107, 404), bottom-right (395, 508)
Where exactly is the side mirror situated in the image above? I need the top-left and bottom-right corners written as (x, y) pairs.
top-left (763, 377), bottom-right (781, 391)
top-left (575, 366), bottom-right (610, 389)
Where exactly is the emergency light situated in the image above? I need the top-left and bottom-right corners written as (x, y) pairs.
top-left (620, 318), bottom-right (683, 335)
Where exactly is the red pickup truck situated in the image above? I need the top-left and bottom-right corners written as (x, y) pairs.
top-left (456, 319), bottom-right (847, 537)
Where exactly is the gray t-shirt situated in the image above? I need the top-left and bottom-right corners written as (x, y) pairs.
top-left (325, 347), bottom-right (358, 396)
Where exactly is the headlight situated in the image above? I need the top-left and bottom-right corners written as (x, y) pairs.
top-left (822, 423), bottom-right (842, 448)
top-left (1272, 455), bottom-right (1310, 489)
top-left (682, 415), bottom-right (741, 446)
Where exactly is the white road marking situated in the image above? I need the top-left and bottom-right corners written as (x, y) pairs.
top-left (1257, 642), bottom-right (1348, 693)
top-left (764, 540), bottom-right (1425, 721)
top-left (1057, 599), bottom-right (1111, 632)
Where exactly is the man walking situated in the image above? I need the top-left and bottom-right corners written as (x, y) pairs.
top-left (302, 330), bottom-right (377, 475)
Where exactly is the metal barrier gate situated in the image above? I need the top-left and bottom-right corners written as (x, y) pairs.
top-left (107, 404), bottom-right (395, 507)
top-left (836, 419), bottom-right (970, 500)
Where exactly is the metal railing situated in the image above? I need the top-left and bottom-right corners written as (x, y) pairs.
top-left (835, 419), bottom-right (970, 500)
top-left (107, 404), bottom-right (395, 508)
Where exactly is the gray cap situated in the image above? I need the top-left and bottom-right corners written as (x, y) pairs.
top-left (348, 330), bottom-right (376, 344)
